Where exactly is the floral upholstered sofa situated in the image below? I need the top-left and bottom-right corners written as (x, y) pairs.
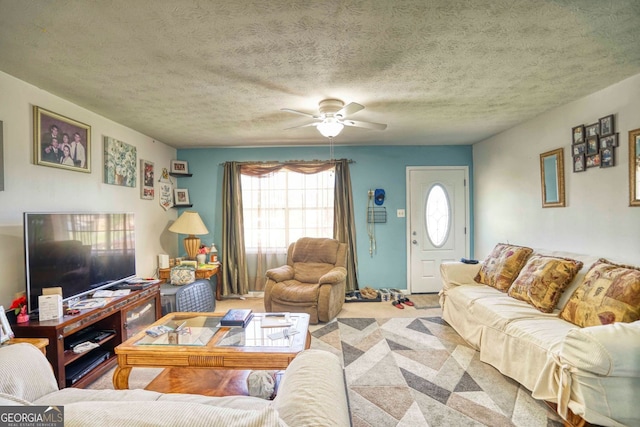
top-left (439, 243), bottom-right (640, 427)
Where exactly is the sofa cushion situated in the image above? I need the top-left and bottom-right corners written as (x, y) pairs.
top-left (291, 237), bottom-right (339, 264)
top-left (560, 259), bottom-right (640, 327)
top-left (474, 243), bottom-right (533, 291)
top-left (270, 280), bottom-right (319, 304)
top-left (0, 343), bottom-right (59, 402)
top-left (293, 262), bottom-right (334, 283)
top-left (62, 401), bottom-right (286, 427)
top-left (508, 255), bottom-right (583, 313)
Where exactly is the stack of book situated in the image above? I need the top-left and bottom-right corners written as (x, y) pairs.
top-left (220, 309), bottom-right (253, 328)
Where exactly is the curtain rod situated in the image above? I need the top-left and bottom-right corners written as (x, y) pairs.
top-left (218, 159), bottom-right (355, 166)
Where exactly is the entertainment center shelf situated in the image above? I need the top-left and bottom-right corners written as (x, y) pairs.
top-left (12, 283), bottom-right (161, 390)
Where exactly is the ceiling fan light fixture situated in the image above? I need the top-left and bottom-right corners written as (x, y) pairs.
top-left (317, 118), bottom-right (344, 138)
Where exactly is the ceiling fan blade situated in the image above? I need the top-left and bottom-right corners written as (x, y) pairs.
top-left (284, 121), bottom-right (319, 130)
top-left (336, 102), bottom-right (364, 118)
top-left (343, 119), bottom-right (387, 131)
top-left (281, 108), bottom-right (320, 119)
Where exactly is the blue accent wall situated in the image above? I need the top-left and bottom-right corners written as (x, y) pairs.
top-left (176, 144), bottom-right (473, 291)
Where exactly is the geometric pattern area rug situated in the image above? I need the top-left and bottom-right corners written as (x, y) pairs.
top-left (310, 317), bottom-right (564, 427)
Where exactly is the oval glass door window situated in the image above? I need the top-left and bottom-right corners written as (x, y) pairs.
top-left (425, 184), bottom-right (451, 247)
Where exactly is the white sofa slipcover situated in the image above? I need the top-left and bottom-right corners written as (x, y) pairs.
top-left (439, 250), bottom-right (640, 427)
top-left (0, 343), bottom-right (351, 427)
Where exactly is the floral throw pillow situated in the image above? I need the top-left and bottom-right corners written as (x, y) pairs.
top-left (474, 243), bottom-right (533, 292)
top-left (559, 259), bottom-right (640, 327)
top-left (508, 255), bottom-right (583, 313)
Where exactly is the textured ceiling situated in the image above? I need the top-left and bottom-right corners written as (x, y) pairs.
top-left (1, 0), bottom-right (639, 148)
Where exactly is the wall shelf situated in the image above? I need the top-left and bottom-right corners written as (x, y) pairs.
top-left (169, 173), bottom-right (192, 178)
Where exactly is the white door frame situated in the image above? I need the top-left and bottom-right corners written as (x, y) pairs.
top-left (406, 166), bottom-right (470, 293)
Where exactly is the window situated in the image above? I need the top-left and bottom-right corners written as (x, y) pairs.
top-left (425, 184), bottom-right (450, 247)
top-left (241, 168), bottom-right (334, 249)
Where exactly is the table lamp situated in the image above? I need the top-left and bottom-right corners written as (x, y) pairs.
top-left (168, 210), bottom-right (209, 259)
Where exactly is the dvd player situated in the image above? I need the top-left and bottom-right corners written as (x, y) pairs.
top-left (65, 349), bottom-right (110, 386)
top-left (115, 282), bottom-right (154, 291)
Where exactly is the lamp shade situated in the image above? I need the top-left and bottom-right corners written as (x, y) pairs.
top-left (169, 211), bottom-right (209, 259)
top-left (169, 211), bottom-right (209, 235)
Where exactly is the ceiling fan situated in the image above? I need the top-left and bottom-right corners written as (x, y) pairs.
top-left (281, 99), bottom-right (387, 138)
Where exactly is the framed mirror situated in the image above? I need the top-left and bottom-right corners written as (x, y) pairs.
top-left (540, 147), bottom-right (565, 208)
top-left (630, 128), bottom-right (640, 207)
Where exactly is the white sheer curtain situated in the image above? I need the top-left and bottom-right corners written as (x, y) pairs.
top-left (241, 167), bottom-right (334, 291)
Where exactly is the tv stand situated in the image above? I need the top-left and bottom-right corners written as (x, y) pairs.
top-left (12, 283), bottom-right (161, 389)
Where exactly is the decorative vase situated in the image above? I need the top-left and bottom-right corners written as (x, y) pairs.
top-left (196, 254), bottom-right (206, 265)
top-left (16, 306), bottom-right (29, 324)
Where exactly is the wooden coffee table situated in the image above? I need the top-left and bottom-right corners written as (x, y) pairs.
top-left (144, 368), bottom-right (285, 397)
top-left (113, 311), bottom-right (310, 390)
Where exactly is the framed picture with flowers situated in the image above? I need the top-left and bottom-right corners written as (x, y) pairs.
top-left (104, 136), bottom-right (137, 187)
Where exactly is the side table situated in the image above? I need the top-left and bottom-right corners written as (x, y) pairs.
top-left (159, 264), bottom-right (222, 300)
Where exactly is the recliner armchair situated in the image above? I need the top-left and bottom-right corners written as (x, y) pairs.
top-left (264, 237), bottom-right (347, 324)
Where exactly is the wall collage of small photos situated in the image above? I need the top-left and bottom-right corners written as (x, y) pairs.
top-left (571, 114), bottom-right (617, 172)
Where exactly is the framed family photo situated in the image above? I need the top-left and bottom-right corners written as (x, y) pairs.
top-left (33, 106), bottom-right (91, 173)
top-left (572, 125), bottom-right (584, 144)
top-left (586, 136), bottom-right (599, 155)
top-left (585, 122), bottom-right (600, 138)
top-left (600, 147), bottom-right (614, 168)
top-left (573, 154), bottom-right (585, 172)
top-left (599, 114), bottom-right (614, 137)
top-left (174, 188), bottom-right (191, 206)
top-left (141, 159), bottom-right (155, 200)
top-left (600, 134), bottom-right (618, 148)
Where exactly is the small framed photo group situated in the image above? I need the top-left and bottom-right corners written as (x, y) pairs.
top-left (572, 114), bottom-right (617, 172)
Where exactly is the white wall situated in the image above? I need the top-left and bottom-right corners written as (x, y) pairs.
top-left (474, 72), bottom-right (640, 264)
top-left (0, 71), bottom-right (178, 308)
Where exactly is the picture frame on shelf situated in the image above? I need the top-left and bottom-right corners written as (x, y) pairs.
top-left (140, 159), bottom-right (154, 200)
top-left (572, 125), bottom-right (584, 144)
top-left (0, 306), bottom-right (14, 344)
top-left (585, 122), bottom-right (600, 138)
top-left (33, 106), bottom-right (91, 173)
top-left (572, 142), bottom-right (586, 156)
top-left (600, 147), bottom-right (614, 168)
top-left (104, 136), bottom-right (137, 187)
top-left (170, 160), bottom-right (189, 175)
top-left (586, 136), bottom-right (599, 155)
top-left (599, 114), bottom-right (614, 137)
top-left (600, 133), bottom-right (618, 148)
top-left (174, 188), bottom-right (190, 206)
top-left (573, 154), bottom-right (585, 172)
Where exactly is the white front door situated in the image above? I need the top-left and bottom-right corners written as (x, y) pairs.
top-left (407, 167), bottom-right (469, 293)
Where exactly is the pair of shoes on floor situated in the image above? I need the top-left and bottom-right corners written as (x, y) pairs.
top-left (359, 286), bottom-right (378, 299)
top-left (389, 289), bottom-right (415, 307)
top-left (391, 297), bottom-right (415, 309)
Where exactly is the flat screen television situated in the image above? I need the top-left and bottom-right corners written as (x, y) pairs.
top-left (24, 212), bottom-right (136, 313)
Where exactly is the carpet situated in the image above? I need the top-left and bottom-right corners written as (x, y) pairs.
top-left (88, 314), bottom-right (563, 426)
top-left (309, 317), bottom-right (563, 427)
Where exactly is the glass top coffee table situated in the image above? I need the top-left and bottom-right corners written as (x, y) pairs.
top-left (113, 311), bottom-right (310, 389)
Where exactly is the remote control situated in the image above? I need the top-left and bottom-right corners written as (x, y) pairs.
top-left (461, 258), bottom-right (479, 264)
